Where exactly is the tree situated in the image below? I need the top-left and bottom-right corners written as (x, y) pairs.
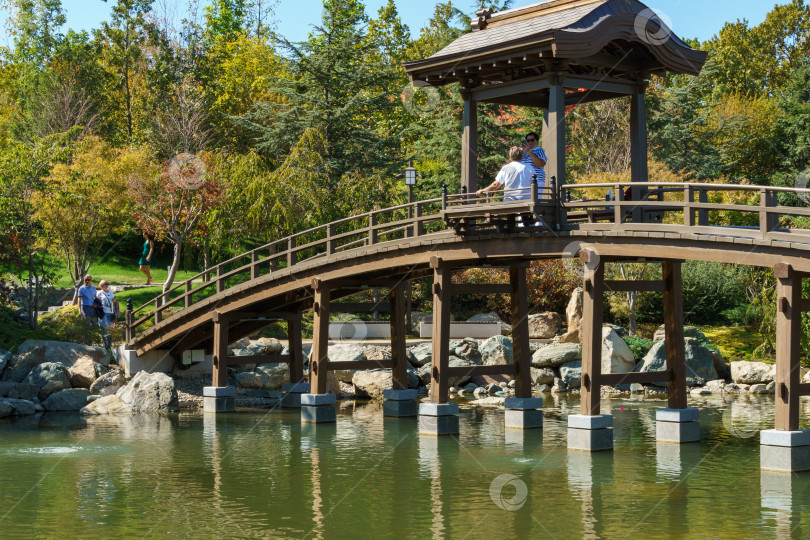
top-left (128, 153), bottom-right (221, 292)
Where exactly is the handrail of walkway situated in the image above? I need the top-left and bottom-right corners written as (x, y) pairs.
top-left (127, 180), bottom-right (810, 342)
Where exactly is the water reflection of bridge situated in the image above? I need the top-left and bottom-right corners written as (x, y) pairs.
top-left (125, 0), bottom-right (810, 472)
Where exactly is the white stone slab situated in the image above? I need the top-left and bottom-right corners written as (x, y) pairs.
top-left (419, 321), bottom-right (502, 339)
top-left (203, 386), bottom-right (236, 397)
top-left (301, 393), bottom-right (336, 406)
top-left (568, 414), bottom-right (613, 430)
top-left (117, 346), bottom-right (174, 377)
top-left (329, 321), bottom-right (391, 340)
top-left (504, 397), bottom-right (543, 410)
top-left (383, 389), bottom-right (418, 401)
top-left (656, 407), bottom-right (700, 423)
top-left (282, 382), bottom-right (311, 393)
top-left (760, 429), bottom-right (810, 447)
top-left (418, 402), bottom-right (459, 416)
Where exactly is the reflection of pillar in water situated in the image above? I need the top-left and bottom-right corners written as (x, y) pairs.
top-left (567, 452), bottom-right (612, 539)
top-left (310, 448), bottom-right (325, 540)
top-left (655, 442), bottom-right (700, 479)
top-left (504, 426), bottom-right (542, 453)
top-left (760, 471), bottom-right (810, 539)
top-left (419, 436), bottom-right (445, 540)
top-left (203, 413), bottom-right (223, 502)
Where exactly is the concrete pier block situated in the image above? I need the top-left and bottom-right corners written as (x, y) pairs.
top-left (568, 414), bottom-right (613, 451)
top-left (760, 430), bottom-right (810, 472)
top-left (656, 408), bottom-right (700, 444)
top-left (300, 393), bottom-right (337, 424)
top-left (203, 386), bottom-right (235, 413)
top-left (418, 402), bottom-right (459, 436)
top-left (383, 389), bottom-right (418, 417)
top-left (505, 397), bottom-right (543, 429)
top-left (281, 382), bottom-right (310, 408)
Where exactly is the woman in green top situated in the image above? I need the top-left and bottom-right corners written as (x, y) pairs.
top-left (138, 233), bottom-right (155, 285)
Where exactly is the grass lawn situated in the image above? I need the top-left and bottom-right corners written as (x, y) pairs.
top-left (52, 250), bottom-right (198, 288)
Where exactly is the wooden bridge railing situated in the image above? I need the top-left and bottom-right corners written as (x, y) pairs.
top-left (127, 180), bottom-right (810, 342)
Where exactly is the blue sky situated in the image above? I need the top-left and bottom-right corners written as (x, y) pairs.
top-left (0, 0), bottom-right (777, 46)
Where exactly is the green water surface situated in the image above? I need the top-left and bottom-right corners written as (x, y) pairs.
top-left (1, 394), bottom-right (809, 539)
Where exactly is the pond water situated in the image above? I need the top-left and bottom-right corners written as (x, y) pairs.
top-left (1, 394), bottom-right (810, 539)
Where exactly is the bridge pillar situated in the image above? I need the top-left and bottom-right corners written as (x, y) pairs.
top-left (282, 315), bottom-right (308, 408)
top-left (207, 311), bottom-right (236, 412)
top-left (761, 264), bottom-right (810, 472)
top-left (506, 264), bottom-right (542, 429)
top-left (310, 279), bottom-right (331, 395)
top-left (569, 251), bottom-right (612, 451)
top-left (384, 285), bottom-right (418, 416)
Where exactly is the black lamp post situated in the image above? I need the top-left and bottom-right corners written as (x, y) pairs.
top-left (397, 160), bottom-right (422, 333)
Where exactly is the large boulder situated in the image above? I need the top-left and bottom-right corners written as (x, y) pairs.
top-left (635, 338), bottom-right (718, 383)
top-left (602, 328), bottom-right (635, 374)
top-left (0, 381), bottom-right (38, 401)
top-left (80, 394), bottom-right (131, 415)
top-left (0, 349), bottom-right (11, 374)
top-left (407, 343), bottom-right (432, 367)
top-left (23, 362), bottom-right (71, 401)
top-left (652, 325), bottom-right (710, 343)
top-left (530, 367), bottom-right (555, 385)
top-left (532, 343), bottom-right (581, 368)
top-left (730, 361), bottom-right (776, 385)
top-left (480, 335), bottom-right (513, 365)
top-left (68, 356), bottom-right (103, 389)
top-left (90, 370), bottom-right (126, 396)
top-left (410, 312), bottom-right (432, 329)
top-left (0, 400), bottom-right (12, 418)
top-left (363, 346), bottom-right (392, 363)
top-left (528, 312), bottom-right (563, 339)
top-left (449, 356), bottom-right (476, 387)
top-left (43, 388), bottom-right (91, 411)
top-left (468, 312), bottom-right (511, 335)
top-left (0, 398), bottom-right (36, 416)
top-left (567, 288), bottom-right (583, 331)
top-left (2, 346), bottom-right (46, 383)
top-left (352, 370), bottom-right (391, 399)
top-left (254, 363), bottom-right (289, 390)
top-left (325, 344), bottom-right (366, 383)
top-left (16, 340), bottom-right (108, 367)
top-left (257, 337), bottom-right (284, 354)
top-left (559, 361), bottom-right (582, 388)
top-left (452, 338), bottom-right (482, 364)
top-left (116, 371), bottom-right (178, 411)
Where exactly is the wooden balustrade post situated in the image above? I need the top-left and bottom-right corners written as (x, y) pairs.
top-left (216, 265), bottom-right (224, 294)
top-left (287, 237), bottom-right (296, 267)
top-left (684, 185), bottom-right (695, 227)
top-left (613, 183), bottom-right (623, 224)
top-left (760, 189), bottom-right (776, 237)
top-left (327, 224), bottom-right (335, 255)
top-left (184, 281), bottom-right (192, 308)
top-left (510, 265), bottom-right (531, 398)
top-left (287, 315), bottom-right (305, 384)
top-left (212, 311), bottom-right (229, 387)
top-left (369, 213), bottom-right (378, 245)
top-left (441, 184), bottom-right (448, 210)
top-left (663, 261), bottom-right (687, 409)
top-left (774, 263), bottom-right (801, 431)
top-left (310, 279), bottom-right (331, 394)
top-left (415, 205), bottom-right (424, 236)
top-left (389, 285), bottom-right (408, 390)
top-left (251, 251), bottom-right (259, 280)
top-left (154, 296), bottom-right (162, 325)
top-left (125, 298), bottom-right (133, 342)
top-left (429, 257), bottom-right (451, 404)
top-left (698, 189), bottom-right (709, 225)
top-left (270, 244), bottom-right (278, 272)
top-left (580, 249), bottom-right (604, 415)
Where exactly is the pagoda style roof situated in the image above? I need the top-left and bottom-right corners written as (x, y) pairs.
top-left (404, 0), bottom-right (707, 88)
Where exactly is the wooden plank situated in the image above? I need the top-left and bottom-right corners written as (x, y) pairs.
top-left (287, 317), bottom-right (305, 384)
top-left (580, 252), bottom-right (604, 415)
top-left (510, 265), bottom-right (531, 398)
top-left (212, 312), bottom-right (228, 387)
top-left (603, 280), bottom-right (666, 292)
top-left (451, 283), bottom-right (512, 295)
top-left (430, 262), bottom-right (452, 403)
top-left (663, 262), bottom-right (687, 409)
top-left (600, 372), bottom-right (672, 386)
top-left (327, 359), bottom-right (395, 370)
top-left (775, 265), bottom-right (801, 431)
top-left (470, 75), bottom-right (550, 101)
top-left (389, 285), bottom-right (408, 390)
top-left (226, 354), bottom-right (291, 365)
top-left (311, 283), bottom-right (331, 394)
top-left (446, 365), bottom-right (516, 378)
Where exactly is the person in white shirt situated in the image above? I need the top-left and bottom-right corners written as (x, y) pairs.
top-left (96, 280), bottom-right (119, 328)
top-left (476, 146), bottom-right (531, 200)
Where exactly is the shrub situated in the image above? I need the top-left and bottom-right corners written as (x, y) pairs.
top-left (527, 259), bottom-right (580, 314)
top-left (0, 305), bottom-right (60, 352)
top-left (622, 336), bottom-right (655, 363)
top-left (38, 306), bottom-right (103, 346)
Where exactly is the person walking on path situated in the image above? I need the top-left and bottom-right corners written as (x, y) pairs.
top-left (77, 275), bottom-right (98, 325)
top-left (96, 280), bottom-right (119, 328)
top-left (139, 233), bottom-right (155, 285)
top-left (521, 131), bottom-right (547, 187)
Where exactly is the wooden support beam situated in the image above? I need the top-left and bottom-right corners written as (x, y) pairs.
top-left (310, 281), bottom-right (331, 394)
top-left (798, 383), bottom-right (810, 396)
top-left (226, 354), bottom-right (291, 365)
top-left (603, 280), bottom-right (666, 292)
top-left (600, 372), bottom-right (672, 386)
top-left (580, 252), bottom-right (604, 415)
top-left (212, 311), bottom-right (229, 387)
top-left (451, 283), bottom-right (513, 295)
top-left (510, 265), bottom-right (531, 398)
top-left (775, 264), bottom-right (802, 431)
top-left (287, 316), bottom-right (305, 384)
top-left (461, 89), bottom-right (478, 196)
top-left (630, 84), bottom-right (649, 223)
top-left (327, 359), bottom-right (395, 371)
top-left (430, 260), bottom-right (452, 403)
top-left (545, 75), bottom-right (566, 202)
top-left (446, 364), bottom-right (517, 378)
top-left (389, 285), bottom-right (408, 390)
top-left (663, 262), bottom-right (687, 409)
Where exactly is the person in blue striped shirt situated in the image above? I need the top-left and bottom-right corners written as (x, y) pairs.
top-left (521, 132), bottom-right (547, 187)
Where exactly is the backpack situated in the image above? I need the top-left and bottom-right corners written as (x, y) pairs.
top-left (93, 297), bottom-right (104, 319)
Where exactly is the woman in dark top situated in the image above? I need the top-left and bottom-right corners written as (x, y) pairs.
top-left (139, 233), bottom-right (155, 285)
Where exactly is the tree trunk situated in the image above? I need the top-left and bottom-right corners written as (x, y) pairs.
top-left (626, 290), bottom-right (637, 337)
top-left (163, 236), bottom-right (183, 294)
